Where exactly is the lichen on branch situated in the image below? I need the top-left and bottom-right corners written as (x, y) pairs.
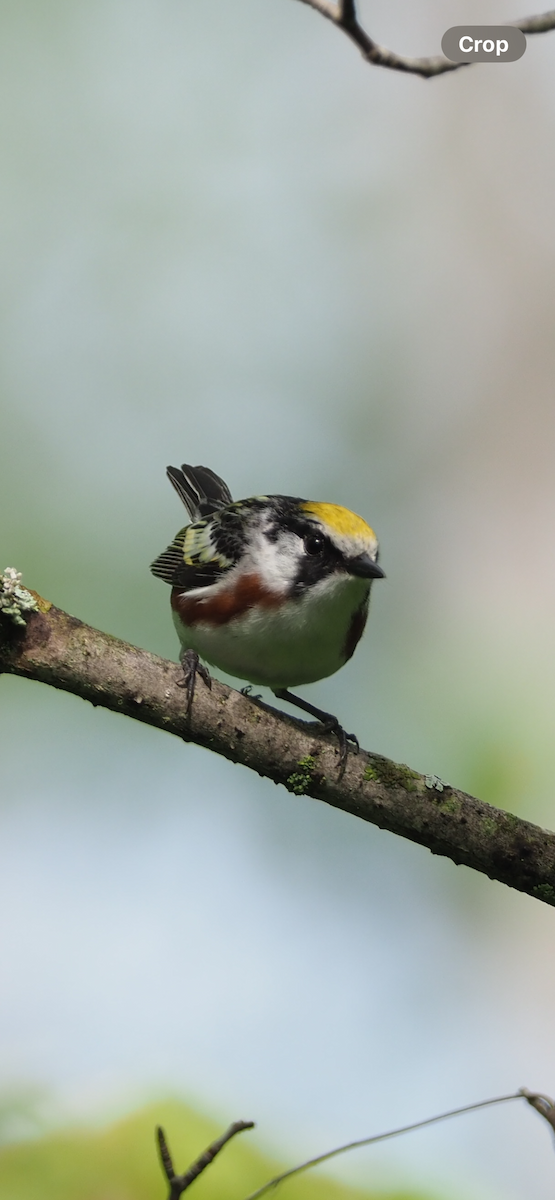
top-left (0, 567), bottom-right (39, 626)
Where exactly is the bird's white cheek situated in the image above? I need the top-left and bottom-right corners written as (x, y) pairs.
top-left (245, 529), bottom-right (301, 593)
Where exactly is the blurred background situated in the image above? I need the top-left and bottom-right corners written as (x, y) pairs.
top-left (1, 0), bottom-right (555, 1196)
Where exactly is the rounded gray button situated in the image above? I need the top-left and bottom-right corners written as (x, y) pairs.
top-left (442, 26), bottom-right (527, 63)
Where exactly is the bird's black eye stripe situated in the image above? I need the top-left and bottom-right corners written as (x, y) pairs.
top-left (304, 533), bottom-right (325, 556)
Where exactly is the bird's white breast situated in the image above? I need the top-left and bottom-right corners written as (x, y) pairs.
top-left (173, 571), bottom-right (371, 688)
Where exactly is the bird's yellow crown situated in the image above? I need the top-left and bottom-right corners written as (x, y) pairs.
top-left (301, 501), bottom-right (376, 543)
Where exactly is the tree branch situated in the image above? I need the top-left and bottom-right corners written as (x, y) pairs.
top-left (521, 1088), bottom-right (555, 1138)
top-left (295, 1), bottom-right (555, 77)
top-left (157, 1121), bottom-right (254, 1198)
top-left (244, 1091), bottom-right (529, 1200)
top-left (1, 588), bottom-right (555, 907)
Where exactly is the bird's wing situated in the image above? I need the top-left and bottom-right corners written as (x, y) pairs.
top-left (150, 518), bottom-right (235, 589)
top-left (166, 464), bottom-right (233, 521)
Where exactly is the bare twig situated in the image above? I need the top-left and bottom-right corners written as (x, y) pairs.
top-left (157, 1126), bottom-right (177, 1185)
top-left (517, 8), bottom-right (555, 31)
top-left (2, 588), bottom-right (555, 907)
top-left (244, 1089), bottom-right (552, 1200)
top-left (157, 1121), bottom-right (254, 1198)
top-left (520, 1088), bottom-right (555, 1137)
top-left (295, 1), bottom-right (555, 77)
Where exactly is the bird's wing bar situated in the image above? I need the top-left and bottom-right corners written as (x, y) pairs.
top-left (150, 538), bottom-right (228, 589)
top-left (151, 517), bottom-right (234, 589)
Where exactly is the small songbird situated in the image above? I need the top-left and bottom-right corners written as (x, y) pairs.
top-left (151, 464), bottom-right (384, 761)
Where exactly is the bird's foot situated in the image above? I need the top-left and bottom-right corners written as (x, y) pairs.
top-left (273, 688), bottom-right (359, 770)
top-left (178, 649), bottom-right (212, 716)
top-left (318, 717), bottom-right (359, 766)
top-left (240, 684), bottom-right (262, 700)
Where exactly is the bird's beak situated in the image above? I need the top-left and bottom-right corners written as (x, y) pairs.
top-left (347, 554), bottom-right (385, 579)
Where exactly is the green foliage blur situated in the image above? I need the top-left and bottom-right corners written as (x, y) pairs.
top-left (0, 1099), bottom-right (432, 1200)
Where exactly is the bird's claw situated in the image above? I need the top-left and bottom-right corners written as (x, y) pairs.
top-left (272, 687), bottom-right (359, 772)
top-left (178, 649), bottom-right (212, 716)
top-left (320, 719), bottom-right (359, 768)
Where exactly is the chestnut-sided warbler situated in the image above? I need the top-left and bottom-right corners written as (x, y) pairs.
top-left (151, 464), bottom-right (384, 761)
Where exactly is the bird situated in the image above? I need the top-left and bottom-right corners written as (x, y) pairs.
top-left (150, 464), bottom-right (384, 763)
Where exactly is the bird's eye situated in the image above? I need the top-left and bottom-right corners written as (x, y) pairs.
top-left (304, 533), bottom-right (325, 556)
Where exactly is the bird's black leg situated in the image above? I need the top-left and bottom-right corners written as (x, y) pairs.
top-left (272, 688), bottom-right (359, 768)
top-left (178, 648), bottom-right (212, 717)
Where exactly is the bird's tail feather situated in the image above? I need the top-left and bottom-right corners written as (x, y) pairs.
top-left (166, 464), bottom-right (233, 520)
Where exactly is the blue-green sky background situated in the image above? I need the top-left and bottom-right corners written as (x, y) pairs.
top-left (1, 1), bottom-right (555, 1197)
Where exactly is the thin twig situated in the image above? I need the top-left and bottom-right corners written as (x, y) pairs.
top-left (517, 7), bottom-right (555, 31)
top-left (295, 1), bottom-right (555, 77)
top-left (157, 1127), bottom-right (177, 1183)
top-left (243, 1091), bottom-right (530, 1200)
top-left (521, 1088), bottom-right (555, 1136)
top-left (157, 1121), bottom-right (255, 1198)
top-left (338, 0), bottom-right (356, 22)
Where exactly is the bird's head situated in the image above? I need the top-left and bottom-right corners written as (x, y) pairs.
top-left (236, 496), bottom-right (384, 599)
